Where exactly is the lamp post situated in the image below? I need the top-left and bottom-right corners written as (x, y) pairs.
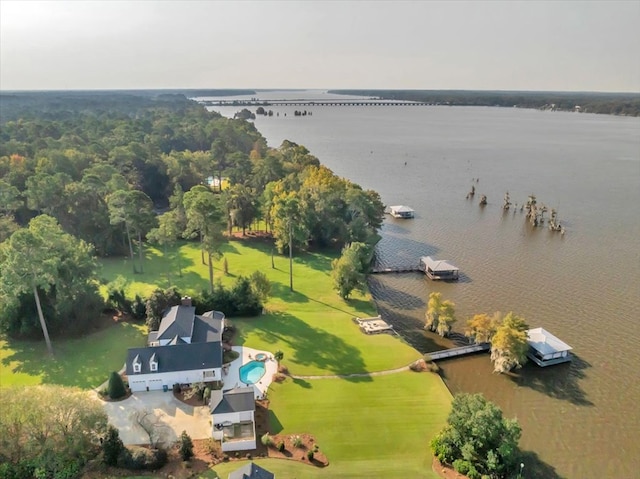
top-left (518, 462), bottom-right (525, 479)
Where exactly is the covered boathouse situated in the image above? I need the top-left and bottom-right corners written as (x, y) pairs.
top-left (389, 205), bottom-right (415, 218)
top-left (526, 327), bottom-right (573, 366)
top-left (419, 256), bottom-right (460, 280)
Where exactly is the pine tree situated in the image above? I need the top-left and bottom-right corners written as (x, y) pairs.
top-left (107, 371), bottom-right (127, 399)
top-left (179, 430), bottom-right (194, 461)
top-left (102, 425), bottom-right (124, 466)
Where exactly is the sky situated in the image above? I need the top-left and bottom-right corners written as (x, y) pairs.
top-left (1, 0), bottom-right (639, 92)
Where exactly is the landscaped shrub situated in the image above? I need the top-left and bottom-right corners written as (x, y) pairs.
top-left (102, 425), bottom-right (124, 466)
top-left (306, 450), bottom-right (314, 461)
top-left (131, 295), bottom-right (146, 320)
top-left (202, 386), bottom-right (211, 404)
top-left (194, 277), bottom-right (262, 317)
top-left (292, 435), bottom-right (303, 448)
top-left (178, 431), bottom-right (194, 461)
top-left (277, 441), bottom-right (285, 452)
top-left (261, 433), bottom-right (273, 447)
top-left (223, 349), bottom-right (240, 363)
top-left (274, 350), bottom-right (284, 361)
top-left (107, 371), bottom-right (126, 399)
top-left (118, 446), bottom-right (167, 470)
top-left (172, 383), bottom-right (181, 394)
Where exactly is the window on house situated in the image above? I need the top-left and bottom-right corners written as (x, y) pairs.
top-left (204, 370), bottom-right (214, 379)
top-left (133, 363), bottom-right (141, 373)
top-left (150, 361), bottom-right (158, 372)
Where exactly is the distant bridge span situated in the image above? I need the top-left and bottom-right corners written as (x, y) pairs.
top-left (200, 99), bottom-right (433, 107)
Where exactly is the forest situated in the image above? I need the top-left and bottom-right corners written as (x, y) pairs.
top-left (0, 92), bottom-right (384, 340)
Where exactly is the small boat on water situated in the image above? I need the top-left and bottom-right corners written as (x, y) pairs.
top-left (388, 205), bottom-right (415, 218)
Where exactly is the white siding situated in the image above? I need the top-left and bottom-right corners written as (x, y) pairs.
top-left (128, 367), bottom-right (221, 392)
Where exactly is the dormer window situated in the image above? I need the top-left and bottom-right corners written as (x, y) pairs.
top-left (133, 354), bottom-right (141, 373)
top-left (150, 353), bottom-right (158, 372)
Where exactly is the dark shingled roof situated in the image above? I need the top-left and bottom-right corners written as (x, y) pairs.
top-left (126, 341), bottom-right (221, 375)
top-left (212, 387), bottom-right (255, 414)
top-left (192, 312), bottom-right (224, 343)
top-left (156, 305), bottom-right (196, 341)
top-left (228, 462), bottom-right (274, 479)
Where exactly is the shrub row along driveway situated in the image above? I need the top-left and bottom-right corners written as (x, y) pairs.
top-left (102, 391), bottom-right (211, 445)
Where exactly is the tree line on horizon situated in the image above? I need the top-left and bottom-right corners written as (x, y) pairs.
top-left (330, 89), bottom-right (640, 116)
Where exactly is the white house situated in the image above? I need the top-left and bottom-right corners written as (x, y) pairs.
top-left (526, 327), bottom-right (573, 367)
top-left (389, 205), bottom-right (415, 218)
top-left (126, 302), bottom-right (225, 392)
top-left (211, 387), bottom-right (256, 452)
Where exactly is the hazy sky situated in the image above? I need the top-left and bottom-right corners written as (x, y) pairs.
top-left (1, 0), bottom-right (639, 92)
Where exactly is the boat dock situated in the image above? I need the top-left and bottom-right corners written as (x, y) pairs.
top-left (370, 266), bottom-right (422, 274)
top-left (428, 342), bottom-right (490, 361)
top-left (353, 316), bottom-right (395, 335)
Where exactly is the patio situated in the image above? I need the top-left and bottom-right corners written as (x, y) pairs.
top-left (223, 346), bottom-right (278, 398)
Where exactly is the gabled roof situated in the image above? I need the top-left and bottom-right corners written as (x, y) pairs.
top-left (126, 341), bottom-right (222, 375)
top-left (212, 387), bottom-right (255, 414)
top-left (228, 462), bottom-right (274, 479)
top-left (167, 335), bottom-right (187, 345)
top-left (421, 256), bottom-right (459, 272)
top-left (156, 305), bottom-right (196, 341)
top-left (192, 311), bottom-right (225, 343)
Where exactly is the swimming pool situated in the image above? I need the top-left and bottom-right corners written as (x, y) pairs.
top-left (239, 360), bottom-right (266, 384)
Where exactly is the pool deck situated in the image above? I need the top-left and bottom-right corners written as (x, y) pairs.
top-left (222, 346), bottom-right (278, 399)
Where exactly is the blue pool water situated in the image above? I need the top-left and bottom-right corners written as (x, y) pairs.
top-left (239, 360), bottom-right (266, 384)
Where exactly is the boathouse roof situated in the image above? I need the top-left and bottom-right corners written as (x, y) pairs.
top-left (527, 327), bottom-right (572, 355)
top-left (421, 256), bottom-right (459, 272)
top-left (389, 205), bottom-right (414, 213)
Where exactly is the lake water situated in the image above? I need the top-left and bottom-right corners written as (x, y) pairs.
top-left (202, 91), bottom-right (640, 479)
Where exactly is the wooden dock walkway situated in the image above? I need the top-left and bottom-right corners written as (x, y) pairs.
top-left (370, 266), bottom-right (422, 274)
top-left (428, 343), bottom-right (490, 361)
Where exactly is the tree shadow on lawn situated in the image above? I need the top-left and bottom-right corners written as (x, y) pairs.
top-left (238, 311), bottom-right (371, 381)
top-left (1, 322), bottom-right (145, 389)
top-left (508, 354), bottom-right (594, 407)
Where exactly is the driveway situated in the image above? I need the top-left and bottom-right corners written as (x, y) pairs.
top-left (102, 391), bottom-right (211, 445)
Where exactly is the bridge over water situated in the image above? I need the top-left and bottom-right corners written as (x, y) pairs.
top-left (200, 99), bottom-right (433, 107)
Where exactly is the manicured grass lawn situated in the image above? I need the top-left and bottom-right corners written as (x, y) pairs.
top-left (0, 321), bottom-right (146, 389)
top-left (205, 372), bottom-right (450, 479)
top-left (100, 240), bottom-right (421, 376)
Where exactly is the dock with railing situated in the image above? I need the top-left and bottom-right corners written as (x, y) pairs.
top-left (428, 343), bottom-right (491, 361)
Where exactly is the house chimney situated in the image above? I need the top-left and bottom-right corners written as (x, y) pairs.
top-left (181, 296), bottom-right (192, 307)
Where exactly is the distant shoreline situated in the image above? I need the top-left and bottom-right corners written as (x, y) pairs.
top-left (329, 89), bottom-right (640, 117)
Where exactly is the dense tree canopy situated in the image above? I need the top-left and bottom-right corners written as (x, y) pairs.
top-left (0, 215), bottom-right (101, 342)
top-left (0, 92), bottom-right (387, 338)
top-left (431, 393), bottom-right (522, 479)
top-left (0, 385), bottom-right (108, 479)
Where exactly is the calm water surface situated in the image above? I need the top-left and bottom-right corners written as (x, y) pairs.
top-left (204, 91), bottom-right (640, 479)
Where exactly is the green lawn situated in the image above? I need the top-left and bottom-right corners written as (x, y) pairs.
top-left (3, 236), bottom-right (453, 478)
top-left (0, 321), bottom-right (146, 389)
top-left (101, 240), bottom-right (421, 376)
top-left (206, 372), bottom-right (449, 478)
